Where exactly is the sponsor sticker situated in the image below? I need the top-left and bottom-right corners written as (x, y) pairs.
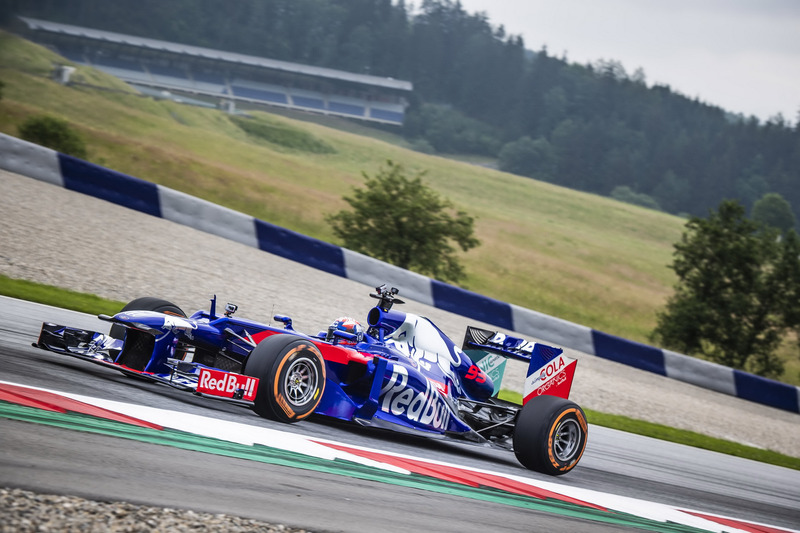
top-left (474, 352), bottom-right (506, 396)
top-left (487, 332), bottom-right (536, 355)
top-left (380, 366), bottom-right (452, 431)
top-left (197, 368), bottom-right (258, 401)
top-left (523, 353), bottom-right (577, 403)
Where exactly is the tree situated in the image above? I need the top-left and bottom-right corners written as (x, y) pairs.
top-left (497, 136), bottom-right (556, 181)
top-left (609, 186), bottom-right (661, 211)
top-left (18, 115), bottom-right (88, 159)
top-left (327, 160), bottom-right (480, 284)
top-left (751, 192), bottom-right (797, 234)
top-left (652, 170), bottom-right (690, 214)
top-left (652, 200), bottom-right (800, 378)
top-left (403, 103), bottom-right (501, 156)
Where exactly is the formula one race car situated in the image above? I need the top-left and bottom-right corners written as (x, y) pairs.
top-left (33, 285), bottom-right (588, 475)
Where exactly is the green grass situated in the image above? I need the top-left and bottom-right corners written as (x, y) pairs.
top-left (230, 114), bottom-right (336, 153)
top-left (0, 275), bottom-right (795, 471)
top-left (583, 409), bottom-right (800, 471)
top-left (496, 389), bottom-right (799, 471)
top-left (0, 30), bottom-right (797, 385)
top-left (0, 274), bottom-right (126, 316)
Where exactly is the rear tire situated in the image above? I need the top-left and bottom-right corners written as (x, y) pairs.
top-left (244, 334), bottom-right (326, 423)
top-left (513, 395), bottom-right (588, 475)
top-left (110, 297), bottom-right (186, 370)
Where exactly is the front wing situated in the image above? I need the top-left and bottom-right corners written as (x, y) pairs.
top-left (32, 322), bottom-right (258, 405)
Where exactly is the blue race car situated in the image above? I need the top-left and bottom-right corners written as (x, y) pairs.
top-left (34, 285), bottom-right (588, 475)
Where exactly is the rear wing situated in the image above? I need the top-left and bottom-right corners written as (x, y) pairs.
top-left (462, 326), bottom-right (578, 404)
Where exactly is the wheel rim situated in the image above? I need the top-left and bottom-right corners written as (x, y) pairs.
top-left (283, 356), bottom-right (319, 407)
top-left (553, 418), bottom-right (581, 461)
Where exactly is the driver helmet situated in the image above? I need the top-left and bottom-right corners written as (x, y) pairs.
top-left (328, 316), bottom-right (365, 344)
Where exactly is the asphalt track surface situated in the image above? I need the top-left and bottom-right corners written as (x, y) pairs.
top-left (1, 298), bottom-right (799, 532)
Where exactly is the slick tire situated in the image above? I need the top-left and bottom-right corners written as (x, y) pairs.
top-left (512, 395), bottom-right (588, 476)
top-left (110, 297), bottom-right (186, 371)
top-left (109, 297), bottom-right (186, 339)
top-left (244, 334), bottom-right (326, 423)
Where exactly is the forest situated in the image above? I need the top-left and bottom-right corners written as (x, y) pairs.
top-left (3, 0), bottom-right (799, 221)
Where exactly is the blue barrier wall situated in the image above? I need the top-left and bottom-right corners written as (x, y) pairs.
top-left (1, 132), bottom-right (798, 414)
top-left (60, 155), bottom-right (162, 218)
top-left (591, 331), bottom-right (667, 376)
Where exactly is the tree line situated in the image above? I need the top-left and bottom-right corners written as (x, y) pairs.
top-left (5, 0), bottom-right (799, 222)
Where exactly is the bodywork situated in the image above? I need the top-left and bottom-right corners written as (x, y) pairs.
top-left (33, 289), bottom-right (578, 451)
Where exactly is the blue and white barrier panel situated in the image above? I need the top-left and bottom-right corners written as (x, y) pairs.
top-left (1, 132), bottom-right (798, 414)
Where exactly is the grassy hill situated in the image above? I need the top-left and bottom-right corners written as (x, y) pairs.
top-left (0, 31), bottom-right (717, 357)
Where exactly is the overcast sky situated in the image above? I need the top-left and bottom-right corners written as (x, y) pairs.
top-left (455, 0), bottom-right (800, 124)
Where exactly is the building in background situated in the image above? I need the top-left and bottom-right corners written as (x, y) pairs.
top-left (19, 16), bottom-right (412, 125)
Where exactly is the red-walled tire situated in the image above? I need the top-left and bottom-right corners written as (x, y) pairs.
top-left (513, 395), bottom-right (588, 475)
top-left (244, 334), bottom-right (326, 423)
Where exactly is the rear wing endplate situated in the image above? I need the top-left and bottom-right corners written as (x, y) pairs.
top-left (462, 326), bottom-right (578, 404)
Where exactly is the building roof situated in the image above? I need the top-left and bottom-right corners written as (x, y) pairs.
top-left (20, 16), bottom-right (413, 92)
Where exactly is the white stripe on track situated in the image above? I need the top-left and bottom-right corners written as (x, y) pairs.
top-left (2, 380), bottom-right (797, 533)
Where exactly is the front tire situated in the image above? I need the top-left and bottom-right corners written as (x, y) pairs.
top-left (244, 334), bottom-right (326, 423)
top-left (513, 395), bottom-right (588, 475)
top-left (110, 297), bottom-right (186, 371)
top-left (109, 297), bottom-right (186, 340)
